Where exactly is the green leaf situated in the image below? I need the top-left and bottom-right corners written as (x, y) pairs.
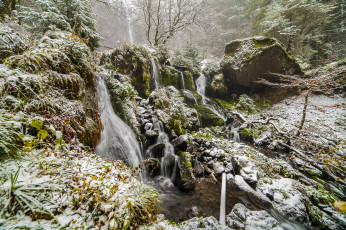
top-left (30, 118), bottom-right (43, 130)
top-left (37, 130), bottom-right (48, 140)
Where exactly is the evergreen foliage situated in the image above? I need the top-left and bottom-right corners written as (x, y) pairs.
top-left (258, 0), bottom-right (333, 65)
top-left (212, 0), bottom-right (251, 41)
top-left (213, 0), bottom-right (343, 66)
top-left (20, 0), bottom-right (101, 50)
top-left (172, 43), bottom-right (202, 73)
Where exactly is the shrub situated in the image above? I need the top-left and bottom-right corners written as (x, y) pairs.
top-left (20, 0), bottom-right (101, 50)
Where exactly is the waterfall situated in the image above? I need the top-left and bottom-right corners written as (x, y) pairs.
top-left (231, 130), bottom-right (240, 142)
top-left (196, 73), bottom-right (226, 122)
top-left (152, 116), bottom-right (176, 178)
top-left (121, 0), bottom-right (134, 43)
top-left (180, 72), bottom-right (186, 91)
top-left (196, 73), bottom-right (207, 104)
top-left (95, 76), bottom-right (142, 167)
top-left (151, 58), bottom-right (159, 89)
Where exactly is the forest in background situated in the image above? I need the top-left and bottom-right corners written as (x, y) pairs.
top-left (95, 0), bottom-right (346, 68)
top-left (1, 0), bottom-right (345, 67)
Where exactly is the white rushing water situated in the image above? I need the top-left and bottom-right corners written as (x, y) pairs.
top-left (232, 130), bottom-right (240, 142)
top-left (152, 116), bottom-right (176, 178)
top-left (151, 58), bottom-right (159, 89)
top-left (120, 0), bottom-right (134, 43)
top-left (196, 73), bottom-right (226, 122)
top-left (196, 73), bottom-right (207, 104)
top-left (95, 77), bottom-right (141, 167)
top-left (180, 72), bottom-right (186, 90)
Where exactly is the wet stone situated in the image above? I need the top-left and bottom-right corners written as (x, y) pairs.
top-left (224, 163), bottom-right (234, 174)
top-left (143, 158), bottom-right (160, 177)
top-left (172, 135), bottom-right (189, 152)
top-left (144, 122), bottom-right (153, 131)
top-left (240, 166), bottom-right (258, 187)
top-left (203, 157), bottom-right (212, 162)
top-left (226, 203), bottom-right (247, 229)
top-left (149, 143), bottom-right (166, 158)
top-left (245, 210), bottom-right (283, 230)
top-left (213, 162), bottom-right (225, 176)
top-left (179, 216), bottom-right (230, 230)
top-left (137, 106), bottom-right (146, 114)
top-left (193, 161), bottom-right (204, 177)
top-left (141, 118), bottom-right (150, 125)
top-left (187, 206), bottom-right (204, 219)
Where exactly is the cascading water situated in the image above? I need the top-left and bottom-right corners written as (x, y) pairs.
top-left (95, 76), bottom-right (142, 167)
top-left (151, 58), bottom-right (159, 89)
top-left (196, 73), bottom-right (207, 104)
top-left (196, 73), bottom-right (226, 121)
top-left (152, 116), bottom-right (176, 178)
top-left (180, 72), bottom-right (186, 91)
top-left (121, 0), bottom-right (134, 43)
top-left (231, 130), bottom-right (240, 142)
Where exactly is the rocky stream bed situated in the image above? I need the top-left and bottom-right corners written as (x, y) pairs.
top-left (0, 22), bottom-right (345, 229)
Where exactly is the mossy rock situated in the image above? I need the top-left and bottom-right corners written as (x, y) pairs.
top-left (194, 105), bottom-right (224, 127)
top-left (211, 73), bottom-right (228, 97)
top-left (220, 36), bottom-right (302, 97)
top-left (99, 45), bottom-right (152, 97)
top-left (160, 66), bottom-right (180, 89)
top-left (306, 186), bottom-right (338, 206)
top-left (106, 76), bottom-right (140, 137)
top-left (309, 205), bottom-right (327, 229)
top-left (175, 151), bottom-right (195, 192)
top-left (80, 117), bottom-right (101, 148)
top-left (183, 71), bottom-right (195, 91)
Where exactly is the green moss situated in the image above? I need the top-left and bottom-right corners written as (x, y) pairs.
top-left (241, 125), bottom-right (265, 142)
top-left (161, 66), bottom-right (180, 89)
top-left (214, 98), bottom-right (236, 110)
top-left (180, 151), bottom-right (192, 168)
top-left (171, 119), bottom-right (186, 136)
top-left (183, 71), bottom-right (195, 91)
top-left (211, 73), bottom-right (228, 96)
top-left (99, 44), bottom-right (152, 97)
top-left (309, 205), bottom-right (327, 229)
top-left (194, 105), bottom-right (224, 127)
top-left (225, 40), bottom-right (242, 56)
top-left (253, 37), bottom-right (276, 47)
top-left (306, 186), bottom-right (338, 206)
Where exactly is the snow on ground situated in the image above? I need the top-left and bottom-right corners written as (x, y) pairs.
top-left (0, 149), bottom-right (159, 229)
top-left (270, 94), bottom-right (345, 141)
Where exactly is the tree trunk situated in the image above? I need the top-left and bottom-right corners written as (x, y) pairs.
top-left (297, 91), bottom-right (309, 136)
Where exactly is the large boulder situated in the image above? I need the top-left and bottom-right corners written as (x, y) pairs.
top-left (219, 36), bottom-right (302, 101)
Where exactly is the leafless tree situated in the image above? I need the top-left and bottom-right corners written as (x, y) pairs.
top-left (133, 0), bottom-right (210, 46)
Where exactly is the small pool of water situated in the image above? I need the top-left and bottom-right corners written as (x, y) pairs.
top-left (145, 177), bottom-right (247, 222)
top-left (144, 176), bottom-right (308, 229)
